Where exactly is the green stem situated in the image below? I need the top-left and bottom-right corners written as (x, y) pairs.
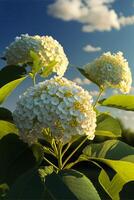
top-left (44, 157), bottom-right (58, 170)
top-left (58, 141), bottom-right (63, 170)
top-left (43, 147), bottom-right (56, 157)
top-left (62, 136), bottom-right (88, 169)
top-left (52, 140), bottom-right (58, 157)
top-left (33, 73), bottom-right (37, 86)
top-left (62, 143), bottom-right (71, 157)
top-left (93, 88), bottom-right (103, 108)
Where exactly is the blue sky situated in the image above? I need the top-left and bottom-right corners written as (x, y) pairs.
top-left (0, 0), bottom-right (134, 128)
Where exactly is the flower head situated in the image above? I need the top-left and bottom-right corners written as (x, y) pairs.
top-left (84, 52), bottom-right (132, 93)
top-left (4, 34), bottom-right (69, 76)
top-left (13, 76), bottom-right (96, 144)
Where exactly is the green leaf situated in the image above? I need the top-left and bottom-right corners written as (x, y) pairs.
top-left (0, 65), bottom-right (27, 87)
top-left (95, 113), bottom-right (121, 137)
top-left (105, 140), bottom-right (134, 161)
top-left (0, 107), bottom-right (13, 122)
top-left (31, 143), bottom-right (44, 166)
top-left (99, 94), bottom-right (134, 111)
top-left (7, 170), bottom-right (45, 200)
top-left (0, 120), bottom-right (18, 139)
top-left (45, 169), bottom-right (101, 200)
top-left (0, 134), bottom-right (43, 187)
top-left (121, 155), bottom-right (134, 163)
top-left (77, 68), bottom-right (100, 87)
top-left (91, 158), bottom-right (134, 200)
top-left (83, 140), bottom-right (117, 158)
top-left (0, 76), bottom-right (27, 104)
top-left (30, 51), bottom-right (42, 74)
top-left (83, 139), bottom-right (134, 162)
top-left (41, 60), bottom-right (57, 78)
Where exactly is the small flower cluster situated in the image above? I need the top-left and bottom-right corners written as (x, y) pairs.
top-left (4, 34), bottom-right (69, 76)
top-left (84, 52), bottom-right (132, 93)
top-left (13, 76), bottom-right (96, 144)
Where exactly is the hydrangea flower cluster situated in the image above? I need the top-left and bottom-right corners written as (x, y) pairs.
top-left (4, 34), bottom-right (69, 76)
top-left (84, 52), bottom-right (132, 93)
top-left (13, 76), bottom-right (96, 144)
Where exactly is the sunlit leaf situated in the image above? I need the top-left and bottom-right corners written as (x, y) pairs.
top-left (0, 120), bottom-right (18, 139)
top-left (83, 140), bottom-right (117, 158)
top-left (0, 76), bottom-right (27, 104)
top-left (95, 113), bottom-right (121, 137)
top-left (45, 169), bottom-right (101, 200)
top-left (41, 60), bottom-right (57, 77)
top-left (82, 139), bottom-right (134, 162)
top-left (99, 95), bottom-right (134, 111)
top-left (92, 158), bottom-right (134, 200)
top-left (30, 51), bottom-right (42, 74)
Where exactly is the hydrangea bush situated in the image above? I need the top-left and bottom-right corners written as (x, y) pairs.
top-left (0, 34), bottom-right (134, 200)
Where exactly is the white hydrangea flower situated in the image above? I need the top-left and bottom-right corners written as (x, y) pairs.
top-left (13, 76), bottom-right (96, 144)
top-left (4, 34), bottom-right (69, 76)
top-left (84, 52), bottom-right (132, 93)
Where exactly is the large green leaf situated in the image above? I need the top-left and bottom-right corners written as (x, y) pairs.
top-left (92, 158), bottom-right (134, 200)
top-left (0, 120), bottom-right (18, 139)
top-left (0, 76), bottom-right (27, 104)
top-left (81, 142), bottom-right (134, 199)
top-left (0, 107), bottom-right (13, 122)
top-left (0, 65), bottom-right (27, 87)
top-left (77, 68), bottom-right (100, 87)
top-left (83, 140), bottom-right (134, 162)
top-left (0, 134), bottom-right (43, 187)
top-left (31, 143), bottom-right (44, 165)
top-left (99, 95), bottom-right (134, 111)
top-left (7, 170), bottom-right (45, 200)
top-left (95, 114), bottom-right (121, 137)
top-left (45, 169), bottom-right (101, 200)
top-left (83, 140), bottom-right (117, 159)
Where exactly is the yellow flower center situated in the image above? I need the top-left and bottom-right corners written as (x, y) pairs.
top-left (69, 119), bottom-right (78, 127)
top-left (73, 101), bottom-right (86, 112)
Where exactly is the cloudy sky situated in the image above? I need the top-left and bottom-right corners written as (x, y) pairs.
top-left (0, 0), bottom-right (134, 129)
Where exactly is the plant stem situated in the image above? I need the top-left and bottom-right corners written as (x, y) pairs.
top-left (33, 73), bottom-right (37, 86)
top-left (44, 157), bottom-right (58, 170)
top-left (62, 136), bottom-right (88, 168)
top-left (52, 140), bottom-right (58, 157)
top-left (62, 143), bottom-right (71, 157)
top-left (93, 88), bottom-right (103, 108)
top-left (43, 147), bottom-right (56, 157)
top-left (57, 141), bottom-right (63, 170)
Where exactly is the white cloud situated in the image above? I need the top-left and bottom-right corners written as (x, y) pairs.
top-left (48, 0), bottom-right (134, 32)
top-left (119, 15), bottom-right (134, 26)
top-left (116, 110), bottom-right (134, 130)
top-left (83, 44), bottom-right (101, 52)
top-left (73, 77), bottom-right (91, 85)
